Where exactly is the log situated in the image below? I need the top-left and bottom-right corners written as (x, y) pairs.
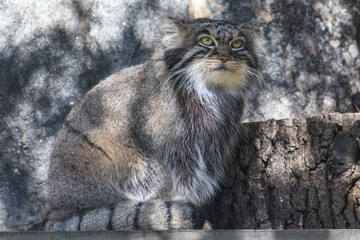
top-left (206, 113), bottom-right (360, 229)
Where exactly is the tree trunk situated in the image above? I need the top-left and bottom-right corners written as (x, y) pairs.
top-left (206, 113), bottom-right (360, 229)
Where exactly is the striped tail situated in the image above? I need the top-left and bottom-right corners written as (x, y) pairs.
top-left (46, 200), bottom-right (210, 231)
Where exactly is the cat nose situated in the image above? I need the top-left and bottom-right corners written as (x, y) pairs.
top-left (219, 55), bottom-right (229, 63)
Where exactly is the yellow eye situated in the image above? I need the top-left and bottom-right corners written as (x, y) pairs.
top-left (201, 37), bottom-right (214, 46)
top-left (231, 39), bottom-right (244, 49)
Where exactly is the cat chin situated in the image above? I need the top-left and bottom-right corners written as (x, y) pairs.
top-left (185, 60), bottom-right (250, 95)
top-left (203, 69), bottom-right (247, 89)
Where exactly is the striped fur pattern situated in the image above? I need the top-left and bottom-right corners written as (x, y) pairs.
top-left (46, 18), bottom-right (264, 231)
top-left (48, 200), bottom-right (205, 230)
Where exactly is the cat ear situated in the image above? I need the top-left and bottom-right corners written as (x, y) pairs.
top-left (158, 18), bottom-right (190, 48)
top-left (168, 18), bottom-right (188, 29)
top-left (241, 22), bottom-right (266, 60)
top-left (240, 21), bottom-right (264, 38)
top-left (160, 18), bottom-right (190, 35)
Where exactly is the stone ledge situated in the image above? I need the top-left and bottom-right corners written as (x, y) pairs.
top-left (1, 230), bottom-right (360, 240)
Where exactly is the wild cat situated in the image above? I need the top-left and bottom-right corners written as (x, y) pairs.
top-left (46, 17), bottom-right (264, 230)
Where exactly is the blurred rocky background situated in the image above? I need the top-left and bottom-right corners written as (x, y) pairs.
top-left (0, 0), bottom-right (359, 231)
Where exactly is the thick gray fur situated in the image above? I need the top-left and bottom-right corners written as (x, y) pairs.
top-left (46, 18), bottom-right (264, 230)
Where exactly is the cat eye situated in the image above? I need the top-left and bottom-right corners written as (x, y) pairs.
top-left (200, 37), bottom-right (214, 47)
top-left (231, 39), bottom-right (244, 49)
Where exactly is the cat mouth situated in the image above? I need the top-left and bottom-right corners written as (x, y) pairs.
top-left (213, 65), bottom-right (229, 71)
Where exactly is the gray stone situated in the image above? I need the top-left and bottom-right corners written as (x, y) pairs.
top-left (349, 44), bottom-right (359, 58)
top-left (0, 0), bottom-right (359, 231)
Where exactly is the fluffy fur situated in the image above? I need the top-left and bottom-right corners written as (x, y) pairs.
top-left (46, 18), bottom-right (264, 230)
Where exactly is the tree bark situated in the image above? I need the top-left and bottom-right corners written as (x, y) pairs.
top-left (206, 113), bottom-right (360, 229)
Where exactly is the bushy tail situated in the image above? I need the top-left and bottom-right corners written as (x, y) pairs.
top-left (46, 200), bottom-right (210, 231)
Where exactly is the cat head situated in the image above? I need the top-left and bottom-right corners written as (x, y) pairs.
top-left (154, 18), bottom-right (265, 96)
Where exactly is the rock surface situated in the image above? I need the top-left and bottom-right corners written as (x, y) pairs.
top-left (0, 0), bottom-right (359, 230)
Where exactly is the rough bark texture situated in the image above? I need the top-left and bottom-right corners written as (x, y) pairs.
top-left (206, 113), bottom-right (360, 229)
top-left (0, 0), bottom-right (359, 231)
